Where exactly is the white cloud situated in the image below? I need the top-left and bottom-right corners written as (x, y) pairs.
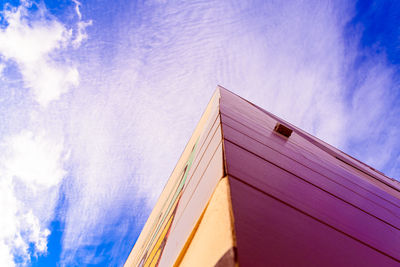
top-left (0, 241), bottom-right (15, 267)
top-left (4, 131), bottom-right (66, 188)
top-left (0, 1), bottom-right (88, 265)
top-left (0, 2), bottom-right (78, 106)
top-left (0, 130), bottom-right (67, 265)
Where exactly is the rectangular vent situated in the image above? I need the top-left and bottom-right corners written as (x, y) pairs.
top-left (274, 123), bottom-right (293, 138)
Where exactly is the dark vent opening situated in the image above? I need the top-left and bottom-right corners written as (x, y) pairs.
top-left (274, 123), bottom-right (293, 138)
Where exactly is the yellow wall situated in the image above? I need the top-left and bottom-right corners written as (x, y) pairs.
top-left (175, 177), bottom-right (236, 267)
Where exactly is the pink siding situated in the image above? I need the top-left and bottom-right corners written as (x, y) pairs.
top-left (229, 177), bottom-right (399, 267)
top-left (219, 87), bottom-right (400, 266)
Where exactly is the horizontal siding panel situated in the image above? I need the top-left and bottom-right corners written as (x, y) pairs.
top-left (221, 112), bottom-right (400, 207)
top-left (229, 177), bottom-right (399, 267)
top-left (221, 120), bottom-right (400, 228)
top-left (224, 141), bottom-right (400, 260)
top-left (219, 88), bottom-right (400, 196)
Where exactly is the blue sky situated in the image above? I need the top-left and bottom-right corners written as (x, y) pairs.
top-left (0, 0), bottom-right (399, 266)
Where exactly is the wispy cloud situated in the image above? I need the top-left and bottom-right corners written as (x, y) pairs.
top-left (71, 0), bottom-right (92, 48)
top-left (58, 0), bottom-right (399, 265)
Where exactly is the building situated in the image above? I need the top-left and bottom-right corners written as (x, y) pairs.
top-left (124, 86), bottom-right (400, 267)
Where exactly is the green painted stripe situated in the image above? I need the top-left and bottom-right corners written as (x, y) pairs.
top-left (143, 139), bottom-right (199, 256)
